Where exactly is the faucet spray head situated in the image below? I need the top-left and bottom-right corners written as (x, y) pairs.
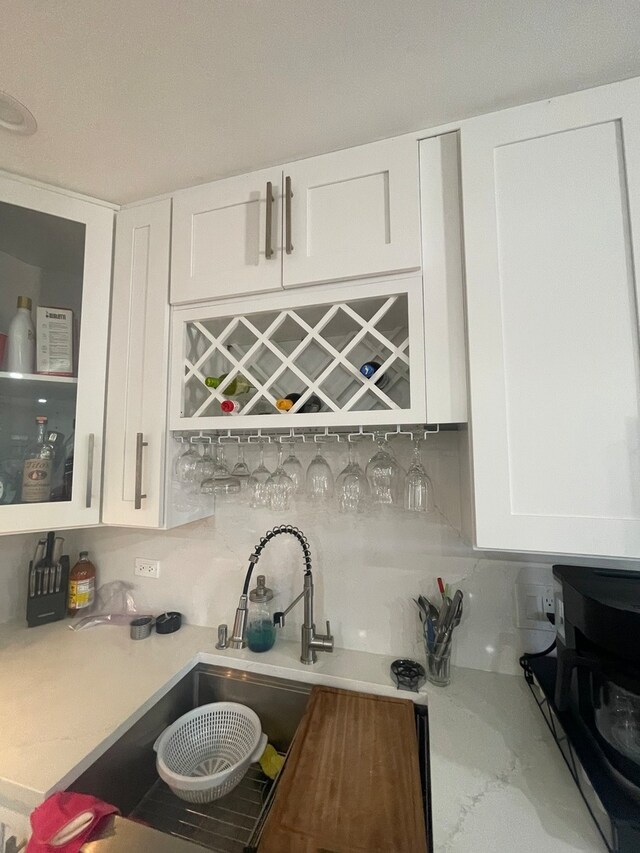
top-left (229, 594), bottom-right (248, 649)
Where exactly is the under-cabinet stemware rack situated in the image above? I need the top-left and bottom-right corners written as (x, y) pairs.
top-left (172, 424), bottom-right (440, 445)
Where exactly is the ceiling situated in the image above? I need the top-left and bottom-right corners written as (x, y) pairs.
top-left (2, 0), bottom-right (640, 205)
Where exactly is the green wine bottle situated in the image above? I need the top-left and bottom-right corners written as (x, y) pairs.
top-left (205, 373), bottom-right (253, 396)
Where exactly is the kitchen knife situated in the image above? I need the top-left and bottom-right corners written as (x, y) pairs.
top-left (52, 536), bottom-right (64, 593)
top-left (30, 539), bottom-right (46, 598)
top-left (40, 532), bottom-right (55, 596)
top-left (28, 563), bottom-right (36, 598)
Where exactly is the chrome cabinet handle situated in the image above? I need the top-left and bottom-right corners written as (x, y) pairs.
top-left (85, 433), bottom-right (95, 508)
top-left (265, 181), bottom-right (274, 260)
top-left (135, 432), bottom-right (148, 510)
top-left (285, 175), bottom-right (293, 255)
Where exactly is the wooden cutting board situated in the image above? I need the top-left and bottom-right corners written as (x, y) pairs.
top-left (258, 685), bottom-right (427, 853)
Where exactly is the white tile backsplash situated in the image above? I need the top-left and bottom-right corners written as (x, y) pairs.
top-left (0, 432), bottom-right (557, 675)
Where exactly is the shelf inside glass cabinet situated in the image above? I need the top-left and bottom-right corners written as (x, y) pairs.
top-left (0, 371), bottom-right (78, 400)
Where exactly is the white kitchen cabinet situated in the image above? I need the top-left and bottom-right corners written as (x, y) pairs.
top-left (171, 167), bottom-right (282, 304)
top-left (169, 275), bottom-right (427, 431)
top-left (0, 173), bottom-right (113, 535)
top-left (103, 199), bottom-right (214, 528)
top-left (170, 136), bottom-right (421, 304)
top-left (282, 135), bottom-right (421, 288)
top-left (462, 77), bottom-right (640, 558)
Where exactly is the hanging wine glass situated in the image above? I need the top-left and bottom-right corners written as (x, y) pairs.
top-left (365, 436), bottom-right (403, 507)
top-left (403, 441), bottom-right (434, 512)
top-left (213, 443), bottom-right (231, 478)
top-left (282, 440), bottom-right (304, 494)
top-left (305, 445), bottom-right (334, 503)
top-left (231, 444), bottom-right (251, 489)
top-left (247, 443), bottom-right (271, 508)
top-left (336, 443), bottom-right (370, 513)
top-left (199, 443), bottom-right (217, 482)
top-left (174, 442), bottom-right (200, 485)
top-left (201, 443), bottom-right (241, 496)
top-left (266, 447), bottom-right (294, 511)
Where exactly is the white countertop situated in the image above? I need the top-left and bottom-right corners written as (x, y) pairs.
top-left (0, 620), bottom-right (605, 852)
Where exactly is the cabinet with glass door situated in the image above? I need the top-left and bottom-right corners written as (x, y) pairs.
top-left (0, 174), bottom-right (113, 535)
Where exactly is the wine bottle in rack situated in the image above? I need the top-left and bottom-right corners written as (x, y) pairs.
top-left (275, 393), bottom-right (322, 413)
top-left (220, 397), bottom-right (276, 415)
top-left (220, 399), bottom-right (242, 415)
top-left (276, 394), bottom-right (301, 411)
top-left (205, 374), bottom-right (253, 396)
top-left (301, 395), bottom-right (322, 413)
top-left (359, 361), bottom-right (389, 389)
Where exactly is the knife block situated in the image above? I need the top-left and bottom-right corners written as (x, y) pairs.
top-left (26, 555), bottom-right (70, 628)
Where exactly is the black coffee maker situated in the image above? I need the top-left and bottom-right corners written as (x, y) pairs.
top-left (554, 564), bottom-right (640, 793)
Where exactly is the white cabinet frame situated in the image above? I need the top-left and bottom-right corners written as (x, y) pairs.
top-left (0, 175), bottom-right (113, 535)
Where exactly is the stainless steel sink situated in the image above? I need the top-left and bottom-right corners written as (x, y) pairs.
top-left (70, 664), bottom-right (313, 853)
top-left (70, 663), bottom-right (431, 853)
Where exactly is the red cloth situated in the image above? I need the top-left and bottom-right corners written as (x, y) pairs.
top-left (26, 791), bottom-right (119, 852)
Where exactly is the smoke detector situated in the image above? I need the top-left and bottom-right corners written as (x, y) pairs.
top-left (0, 91), bottom-right (37, 135)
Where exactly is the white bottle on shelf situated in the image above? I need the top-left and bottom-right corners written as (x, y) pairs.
top-left (7, 296), bottom-right (36, 374)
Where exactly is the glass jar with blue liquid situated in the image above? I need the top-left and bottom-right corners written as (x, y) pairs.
top-left (247, 574), bottom-right (276, 653)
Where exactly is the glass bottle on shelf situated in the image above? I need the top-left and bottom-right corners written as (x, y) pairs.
top-left (246, 574), bottom-right (276, 653)
top-left (21, 416), bottom-right (54, 503)
top-left (6, 296), bottom-right (36, 374)
top-left (67, 550), bottom-right (97, 617)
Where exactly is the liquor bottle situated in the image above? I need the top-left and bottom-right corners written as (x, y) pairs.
top-left (68, 551), bottom-right (97, 617)
top-left (205, 374), bottom-right (253, 396)
top-left (7, 296), bottom-right (36, 373)
top-left (21, 416), bottom-right (54, 503)
top-left (360, 361), bottom-right (389, 389)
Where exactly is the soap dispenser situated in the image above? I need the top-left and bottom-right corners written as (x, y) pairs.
top-left (247, 574), bottom-right (276, 652)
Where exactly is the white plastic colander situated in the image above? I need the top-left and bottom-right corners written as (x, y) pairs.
top-left (153, 702), bottom-right (267, 803)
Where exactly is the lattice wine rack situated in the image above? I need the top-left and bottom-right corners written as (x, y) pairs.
top-left (170, 277), bottom-right (426, 430)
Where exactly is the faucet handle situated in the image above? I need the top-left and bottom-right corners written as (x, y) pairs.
top-left (325, 620), bottom-right (332, 638)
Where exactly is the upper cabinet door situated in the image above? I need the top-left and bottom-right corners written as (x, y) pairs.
top-left (282, 136), bottom-right (421, 288)
top-left (171, 168), bottom-right (282, 304)
top-left (0, 175), bottom-right (113, 535)
top-left (462, 78), bottom-right (640, 558)
top-left (103, 199), bottom-right (171, 528)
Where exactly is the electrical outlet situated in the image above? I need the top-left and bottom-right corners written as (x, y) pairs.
top-left (135, 558), bottom-right (160, 579)
top-left (515, 582), bottom-right (555, 631)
